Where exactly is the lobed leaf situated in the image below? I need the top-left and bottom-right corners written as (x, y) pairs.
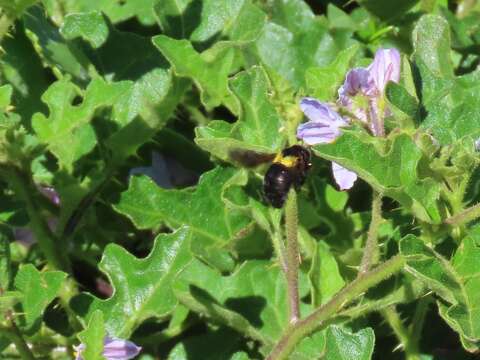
top-left (115, 167), bottom-right (253, 271)
top-left (400, 230), bottom-right (480, 351)
top-left (14, 264), bottom-right (67, 329)
top-left (195, 66), bottom-right (284, 164)
top-left (152, 35), bottom-right (238, 113)
top-left (32, 77), bottom-right (130, 170)
top-left (73, 227), bottom-right (193, 338)
top-left (312, 130), bottom-right (441, 223)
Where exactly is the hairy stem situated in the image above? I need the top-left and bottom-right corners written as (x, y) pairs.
top-left (408, 295), bottom-right (431, 353)
top-left (5, 167), bottom-right (70, 272)
top-left (271, 229), bottom-right (287, 273)
top-left (266, 255), bottom-right (405, 360)
top-left (285, 190), bottom-right (300, 323)
top-left (444, 202), bottom-right (480, 226)
top-left (359, 192), bottom-right (383, 275)
top-left (381, 306), bottom-right (420, 360)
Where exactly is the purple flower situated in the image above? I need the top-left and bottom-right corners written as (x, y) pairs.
top-left (367, 48), bottom-right (401, 94)
top-left (296, 98), bottom-right (357, 190)
top-left (297, 48), bottom-right (401, 190)
top-left (338, 48), bottom-right (400, 135)
top-left (38, 186), bottom-right (60, 206)
top-left (332, 162), bottom-right (358, 191)
top-left (296, 98), bottom-right (348, 145)
top-left (75, 336), bottom-right (141, 360)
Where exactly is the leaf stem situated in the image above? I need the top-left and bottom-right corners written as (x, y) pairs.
top-left (408, 295), bottom-right (431, 353)
top-left (4, 166), bottom-right (70, 272)
top-left (284, 190), bottom-right (300, 323)
top-left (266, 255), bottom-right (405, 360)
top-left (359, 192), bottom-right (383, 275)
top-left (381, 306), bottom-right (420, 360)
top-left (444, 202), bottom-right (480, 226)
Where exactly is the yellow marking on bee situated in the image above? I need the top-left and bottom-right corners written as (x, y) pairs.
top-left (273, 154), bottom-right (298, 168)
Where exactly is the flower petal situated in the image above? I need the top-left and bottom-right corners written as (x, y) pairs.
top-left (367, 48), bottom-right (400, 93)
top-left (297, 121), bottom-right (342, 145)
top-left (332, 162), bottom-right (357, 190)
top-left (338, 68), bottom-right (371, 100)
top-left (103, 337), bottom-right (141, 360)
top-left (300, 97), bottom-right (347, 126)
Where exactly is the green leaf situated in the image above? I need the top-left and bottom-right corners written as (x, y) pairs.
top-left (305, 45), bottom-right (359, 101)
top-left (167, 328), bottom-right (244, 360)
top-left (327, 4), bottom-right (357, 30)
top-left (60, 12), bottom-right (181, 127)
top-left (23, 6), bottom-right (93, 80)
top-left (0, 24), bottom-right (50, 122)
top-left (385, 82), bottom-right (419, 119)
top-left (44, 0), bottom-right (156, 25)
top-left (77, 310), bottom-right (106, 360)
top-left (73, 227), bottom-right (192, 338)
top-left (60, 11), bottom-right (109, 48)
top-left (0, 85), bottom-right (13, 111)
top-left (412, 14), bottom-right (454, 79)
top-left (358, 0), bottom-right (418, 21)
top-left (152, 35), bottom-right (238, 113)
top-left (195, 66), bottom-right (284, 163)
top-left (173, 258), bottom-right (373, 358)
top-left (14, 264), bottom-right (67, 329)
top-left (155, 0), bottom-right (265, 43)
top-left (0, 0), bottom-right (39, 17)
top-left (114, 167), bottom-right (253, 271)
top-left (309, 241), bottom-right (345, 306)
top-left (0, 291), bottom-right (22, 314)
top-left (31, 77), bottom-right (130, 170)
top-left (255, 0), bottom-right (356, 89)
top-left (323, 326), bottom-right (375, 360)
top-left (399, 231), bottom-right (480, 351)
top-left (419, 65), bottom-right (480, 145)
top-left (312, 130), bottom-right (441, 223)
top-left (173, 259), bottom-right (312, 355)
top-left (153, 0), bottom-right (199, 39)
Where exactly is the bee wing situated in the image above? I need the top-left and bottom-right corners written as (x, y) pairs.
top-left (228, 149), bottom-right (276, 168)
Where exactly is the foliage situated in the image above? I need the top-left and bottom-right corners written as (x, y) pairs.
top-left (1, 0), bottom-right (480, 359)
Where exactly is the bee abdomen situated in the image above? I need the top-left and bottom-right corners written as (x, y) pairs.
top-left (264, 163), bottom-right (294, 208)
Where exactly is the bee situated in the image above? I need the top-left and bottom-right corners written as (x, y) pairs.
top-left (229, 145), bottom-right (312, 208)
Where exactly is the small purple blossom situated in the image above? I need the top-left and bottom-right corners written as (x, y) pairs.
top-left (367, 48), bottom-right (401, 94)
top-left (338, 48), bottom-right (401, 135)
top-left (297, 48), bottom-right (401, 190)
top-left (38, 185), bottom-right (61, 206)
top-left (296, 98), bottom-right (348, 145)
top-left (331, 162), bottom-right (358, 191)
top-left (75, 336), bottom-right (141, 360)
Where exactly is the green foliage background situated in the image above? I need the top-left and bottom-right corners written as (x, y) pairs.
top-left (1, 0), bottom-right (480, 359)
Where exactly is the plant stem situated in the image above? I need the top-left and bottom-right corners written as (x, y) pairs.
top-left (359, 192), bottom-right (382, 275)
top-left (444, 202), bottom-right (480, 226)
top-left (0, 318), bottom-right (36, 360)
top-left (271, 229), bottom-right (287, 273)
top-left (284, 190), bottom-right (300, 323)
top-left (408, 295), bottom-right (431, 353)
top-left (381, 306), bottom-right (420, 360)
top-left (266, 255), bottom-right (405, 360)
top-left (5, 167), bottom-right (70, 272)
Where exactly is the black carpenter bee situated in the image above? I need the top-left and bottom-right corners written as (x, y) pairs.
top-left (229, 145), bottom-right (312, 208)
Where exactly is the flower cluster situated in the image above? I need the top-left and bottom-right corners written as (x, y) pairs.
top-left (297, 48), bottom-right (401, 190)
